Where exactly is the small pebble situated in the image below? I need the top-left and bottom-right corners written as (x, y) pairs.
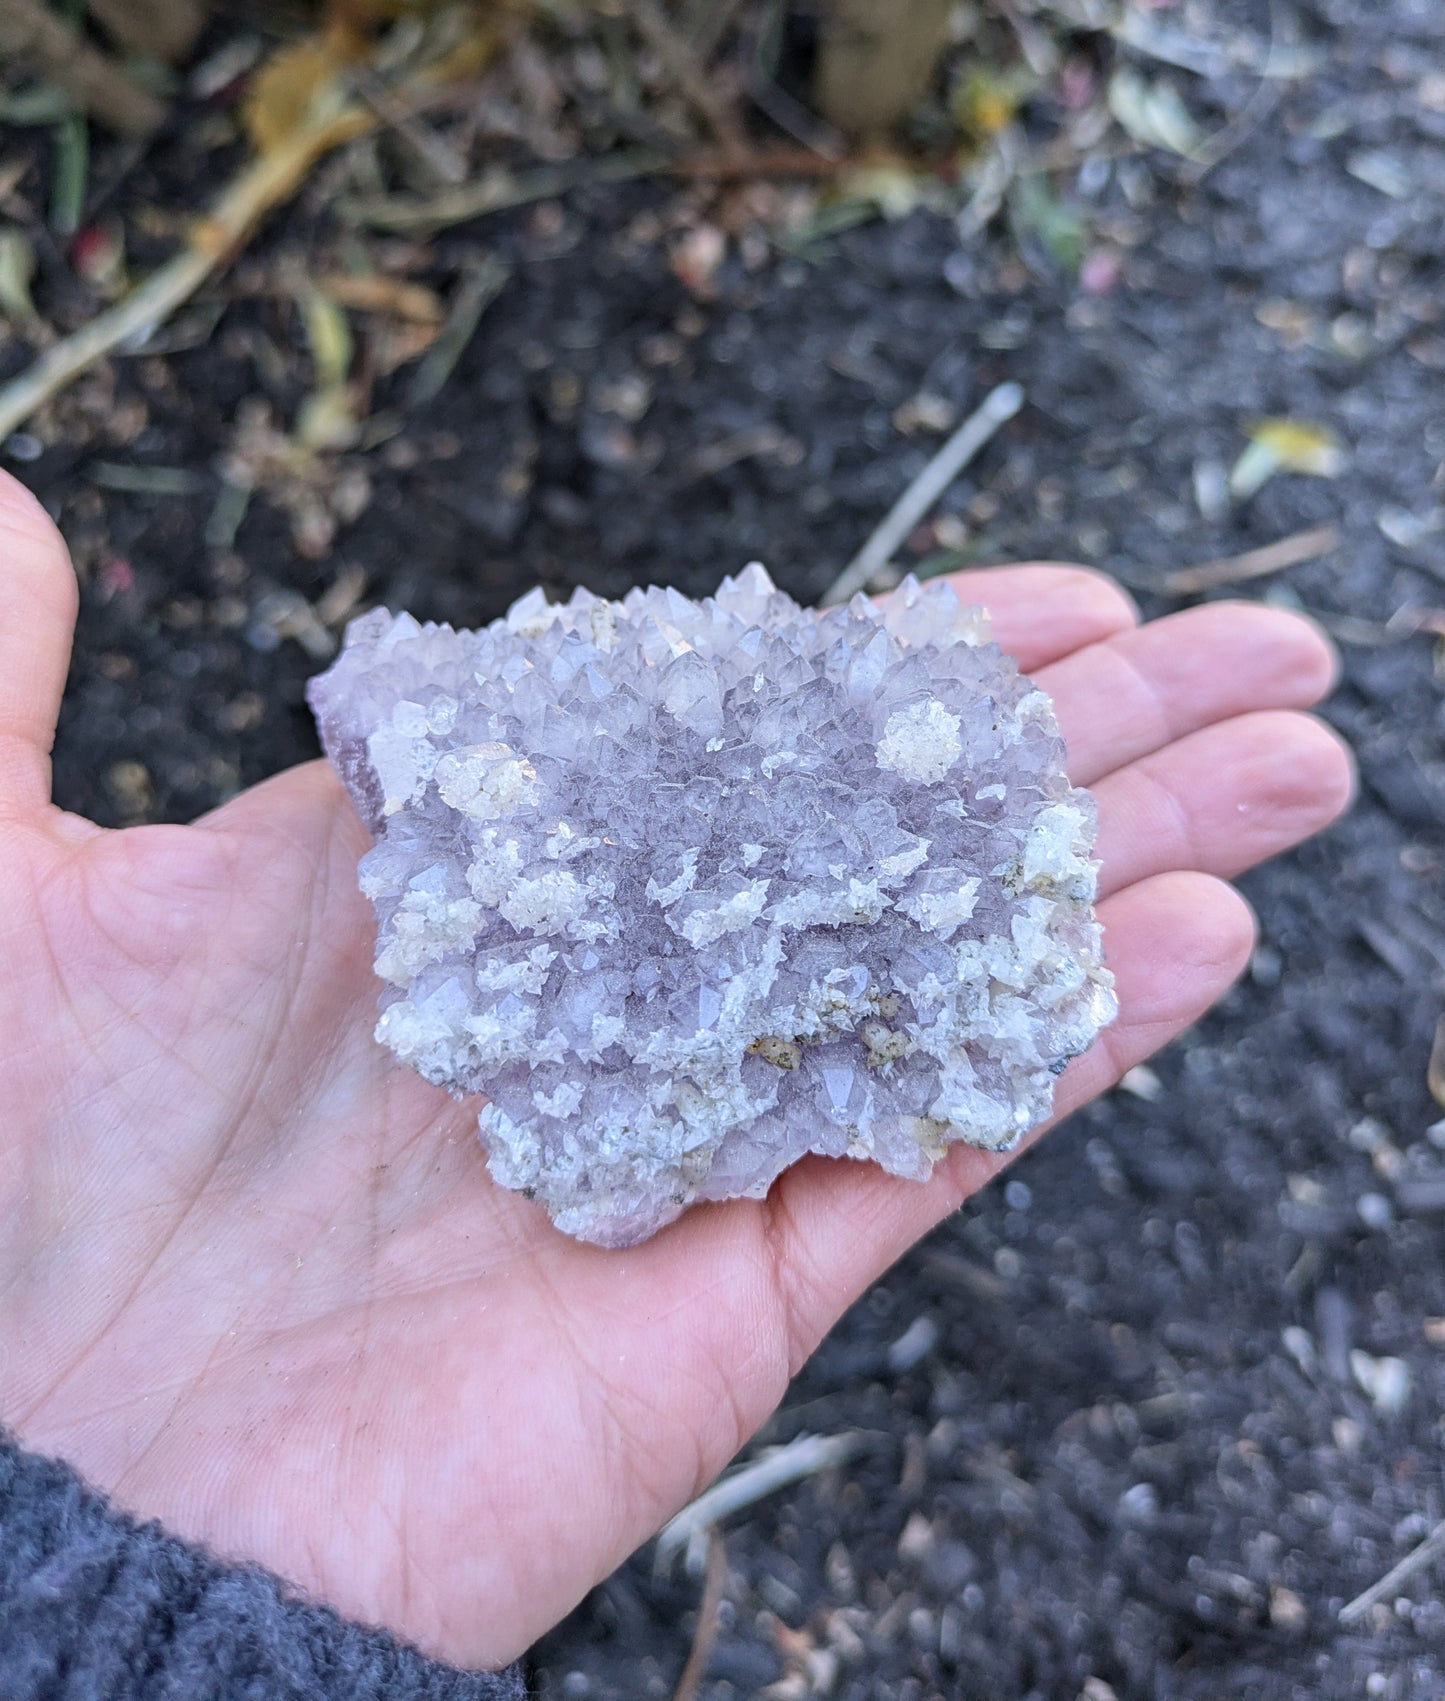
top-left (1282, 1326), bottom-right (1317, 1375)
top-left (1350, 1349), bottom-right (1410, 1414)
top-left (1357, 1191), bottom-right (1394, 1229)
top-left (1120, 1482), bottom-right (1158, 1522)
top-left (887, 1315), bottom-right (939, 1374)
top-left (1269, 1585), bottom-right (1307, 1630)
top-left (1119, 1064), bottom-right (1163, 1102)
top-left (897, 1510), bottom-right (934, 1563)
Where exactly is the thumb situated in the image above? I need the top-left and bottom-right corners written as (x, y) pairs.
top-left (0, 471), bottom-right (79, 824)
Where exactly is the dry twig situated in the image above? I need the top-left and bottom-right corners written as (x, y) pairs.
top-left (340, 149), bottom-right (665, 232)
top-left (0, 0), bottom-right (164, 137)
top-left (670, 1530), bottom-right (727, 1701)
top-left (1160, 523), bottom-right (1340, 595)
top-left (688, 0), bottom-right (749, 60)
top-left (628, 0), bottom-right (747, 158)
top-left (352, 68), bottom-right (470, 185)
top-left (1340, 1518), bottom-right (1445, 1625)
top-left (405, 256), bottom-right (510, 408)
top-left (656, 1432), bottom-right (866, 1560)
top-left (669, 145), bottom-right (845, 179)
top-left (821, 382), bottom-right (1024, 606)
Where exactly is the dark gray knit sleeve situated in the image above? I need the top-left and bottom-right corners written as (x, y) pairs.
top-left (0, 1433), bottom-right (528, 1701)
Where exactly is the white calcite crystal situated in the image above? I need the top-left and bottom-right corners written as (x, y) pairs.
top-left (309, 565), bottom-right (1116, 1246)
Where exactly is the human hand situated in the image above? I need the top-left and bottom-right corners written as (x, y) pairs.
top-left (0, 470), bottom-right (1350, 1668)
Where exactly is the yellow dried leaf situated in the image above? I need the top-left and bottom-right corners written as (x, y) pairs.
top-left (1230, 417), bottom-right (1345, 498)
top-left (300, 289), bottom-right (354, 389)
top-left (954, 68), bottom-right (1029, 139)
top-left (243, 38), bottom-right (353, 154)
top-left (1251, 418), bottom-right (1346, 472)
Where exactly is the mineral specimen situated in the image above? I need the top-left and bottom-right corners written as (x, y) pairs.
top-left (309, 565), bottom-right (1116, 1246)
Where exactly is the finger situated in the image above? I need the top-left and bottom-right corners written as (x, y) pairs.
top-left (935, 563), bottom-right (1139, 670)
top-left (1038, 602), bottom-right (1338, 788)
top-left (197, 755), bottom-right (366, 856)
top-left (0, 472), bottom-right (79, 822)
top-left (760, 870), bottom-right (1256, 1365)
top-left (1093, 710), bottom-right (1355, 898)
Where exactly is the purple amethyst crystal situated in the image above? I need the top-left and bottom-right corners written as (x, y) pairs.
top-left (308, 565), bottom-right (1116, 1246)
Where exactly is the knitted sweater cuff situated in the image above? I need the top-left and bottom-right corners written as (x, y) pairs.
top-left (0, 1432), bottom-right (527, 1700)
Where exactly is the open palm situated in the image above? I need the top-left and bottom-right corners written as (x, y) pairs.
top-left (0, 471), bottom-right (1350, 1669)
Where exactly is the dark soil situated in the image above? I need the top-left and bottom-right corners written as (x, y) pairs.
top-left (8, 0), bottom-right (1445, 1695)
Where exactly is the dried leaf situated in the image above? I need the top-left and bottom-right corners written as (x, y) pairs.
top-left (423, 20), bottom-right (521, 84)
top-left (954, 67), bottom-right (1032, 139)
top-left (1430, 1015), bottom-right (1445, 1111)
top-left (1252, 419), bottom-right (1345, 471)
top-left (300, 288), bottom-right (354, 389)
top-left (1108, 68), bottom-right (1203, 157)
top-left (1230, 418), bottom-right (1346, 499)
top-left (369, 316), bottom-right (444, 378)
top-left (243, 37), bottom-right (353, 153)
top-left (836, 162), bottom-right (931, 221)
top-left (0, 228), bottom-right (40, 329)
top-left (314, 562), bottom-right (368, 626)
top-left (315, 272), bottom-right (444, 322)
top-left (405, 255), bottom-right (509, 407)
top-left (295, 384), bottom-right (359, 452)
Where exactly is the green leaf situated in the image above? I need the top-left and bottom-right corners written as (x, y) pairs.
top-left (1009, 174), bottom-right (1085, 274)
top-left (51, 110), bottom-right (88, 237)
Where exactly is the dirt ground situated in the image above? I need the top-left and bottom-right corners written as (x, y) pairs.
top-left (6, 0), bottom-right (1445, 1695)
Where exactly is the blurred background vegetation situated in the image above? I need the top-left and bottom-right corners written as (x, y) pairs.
top-left (6, 0), bottom-right (1295, 457)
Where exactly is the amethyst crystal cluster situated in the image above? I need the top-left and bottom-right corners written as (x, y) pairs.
top-left (309, 566), bottom-right (1116, 1246)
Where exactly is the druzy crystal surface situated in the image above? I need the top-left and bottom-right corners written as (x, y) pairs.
top-left (309, 566), bottom-right (1116, 1246)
